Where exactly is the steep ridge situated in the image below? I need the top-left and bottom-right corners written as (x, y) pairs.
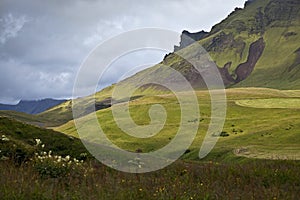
top-left (119, 0), bottom-right (300, 90)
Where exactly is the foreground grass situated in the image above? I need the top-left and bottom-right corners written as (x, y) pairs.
top-left (1, 158), bottom-right (300, 200)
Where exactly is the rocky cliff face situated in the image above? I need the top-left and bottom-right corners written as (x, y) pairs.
top-left (174, 30), bottom-right (209, 51)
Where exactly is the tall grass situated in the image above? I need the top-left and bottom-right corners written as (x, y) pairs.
top-left (1, 158), bottom-right (299, 199)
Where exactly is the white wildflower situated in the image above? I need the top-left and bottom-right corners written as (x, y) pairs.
top-left (35, 138), bottom-right (41, 146)
top-left (1, 135), bottom-right (9, 141)
top-left (65, 155), bottom-right (70, 161)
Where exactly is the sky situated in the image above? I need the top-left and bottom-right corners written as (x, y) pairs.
top-left (0, 0), bottom-right (245, 104)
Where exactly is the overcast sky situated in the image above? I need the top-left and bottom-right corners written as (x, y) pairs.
top-left (0, 0), bottom-right (245, 104)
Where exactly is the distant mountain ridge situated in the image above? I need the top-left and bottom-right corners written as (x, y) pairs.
top-left (0, 99), bottom-right (66, 114)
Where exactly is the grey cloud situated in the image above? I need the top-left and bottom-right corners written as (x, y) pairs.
top-left (0, 13), bottom-right (29, 44)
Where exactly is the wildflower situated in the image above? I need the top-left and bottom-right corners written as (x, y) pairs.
top-left (35, 138), bottom-right (41, 146)
top-left (65, 155), bottom-right (70, 161)
top-left (1, 135), bottom-right (9, 141)
top-left (139, 188), bottom-right (143, 192)
top-left (41, 144), bottom-right (45, 148)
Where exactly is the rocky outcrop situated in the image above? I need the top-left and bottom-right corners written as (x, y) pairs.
top-left (174, 30), bottom-right (209, 51)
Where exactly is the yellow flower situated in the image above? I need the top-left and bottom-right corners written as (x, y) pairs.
top-left (139, 188), bottom-right (143, 192)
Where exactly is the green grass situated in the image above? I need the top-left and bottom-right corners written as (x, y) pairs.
top-left (236, 98), bottom-right (300, 108)
top-left (1, 88), bottom-right (300, 199)
top-left (0, 110), bottom-right (51, 127)
top-left (0, 117), bottom-right (90, 160)
top-left (1, 158), bottom-right (299, 199)
top-left (55, 88), bottom-right (300, 161)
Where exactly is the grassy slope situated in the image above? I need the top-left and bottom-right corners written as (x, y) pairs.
top-left (55, 88), bottom-right (300, 161)
top-left (205, 0), bottom-right (300, 88)
top-left (235, 25), bottom-right (300, 89)
top-left (0, 117), bottom-right (89, 159)
top-left (0, 110), bottom-right (54, 127)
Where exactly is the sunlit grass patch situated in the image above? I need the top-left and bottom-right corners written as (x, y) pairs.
top-left (235, 98), bottom-right (300, 109)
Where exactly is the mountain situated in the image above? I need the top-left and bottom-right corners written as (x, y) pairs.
top-left (118, 0), bottom-right (300, 90)
top-left (37, 0), bottom-right (300, 126)
top-left (0, 99), bottom-right (66, 114)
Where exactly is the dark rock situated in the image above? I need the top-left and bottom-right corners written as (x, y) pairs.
top-left (174, 30), bottom-right (209, 51)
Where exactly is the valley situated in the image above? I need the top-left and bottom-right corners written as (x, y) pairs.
top-left (1, 0), bottom-right (300, 199)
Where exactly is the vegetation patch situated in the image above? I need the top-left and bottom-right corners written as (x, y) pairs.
top-left (235, 98), bottom-right (300, 108)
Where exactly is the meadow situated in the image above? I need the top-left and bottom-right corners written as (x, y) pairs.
top-left (56, 88), bottom-right (300, 160)
top-left (1, 87), bottom-right (300, 199)
top-left (1, 156), bottom-right (300, 199)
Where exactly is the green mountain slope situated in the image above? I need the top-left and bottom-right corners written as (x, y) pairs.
top-left (37, 0), bottom-right (300, 127)
top-left (121, 0), bottom-right (300, 89)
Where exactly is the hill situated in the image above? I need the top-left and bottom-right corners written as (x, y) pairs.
top-left (36, 0), bottom-right (300, 127)
top-left (0, 116), bottom-right (89, 162)
top-left (119, 0), bottom-right (300, 90)
top-left (0, 98), bottom-right (66, 114)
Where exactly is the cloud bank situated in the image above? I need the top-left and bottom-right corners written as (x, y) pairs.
top-left (0, 0), bottom-right (245, 104)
